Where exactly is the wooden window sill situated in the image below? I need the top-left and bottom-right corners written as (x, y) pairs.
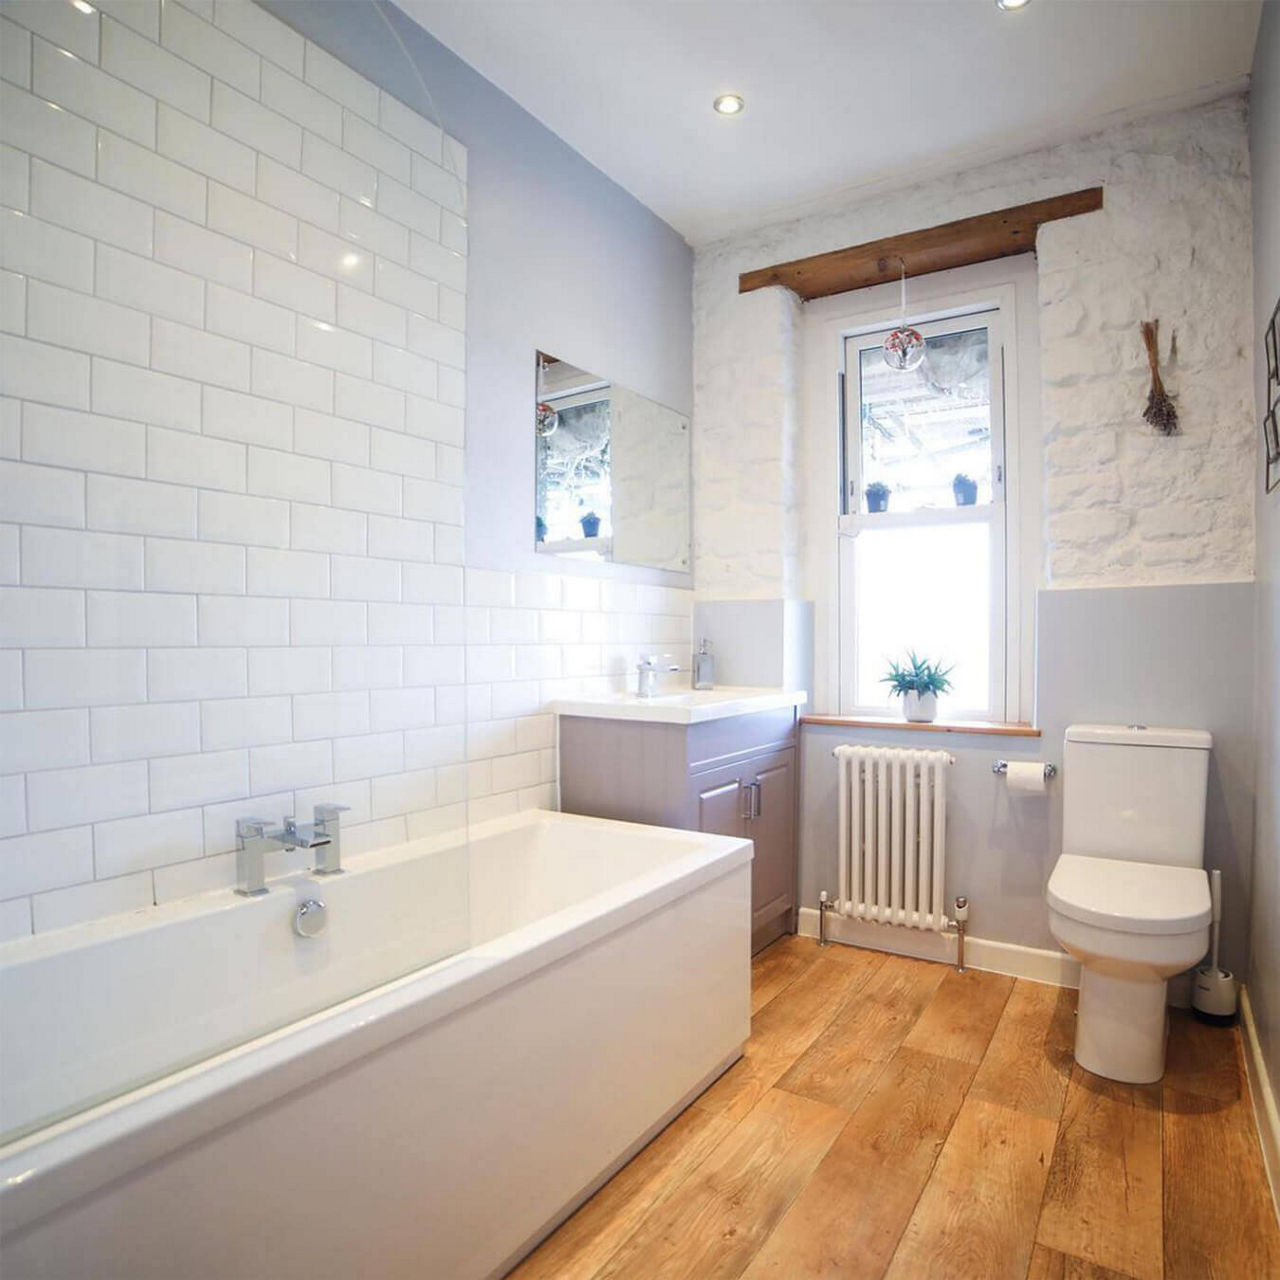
top-left (800, 715), bottom-right (1041, 738)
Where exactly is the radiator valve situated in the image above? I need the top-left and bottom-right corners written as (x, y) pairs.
top-left (818, 891), bottom-right (834, 947)
top-left (954, 895), bottom-right (969, 972)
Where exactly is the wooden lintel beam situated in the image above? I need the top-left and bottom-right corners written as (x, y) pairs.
top-left (738, 187), bottom-right (1104, 301)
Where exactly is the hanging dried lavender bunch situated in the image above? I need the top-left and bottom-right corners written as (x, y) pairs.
top-left (1141, 320), bottom-right (1179, 435)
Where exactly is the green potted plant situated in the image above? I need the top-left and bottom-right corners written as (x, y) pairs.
top-left (881, 651), bottom-right (953, 722)
top-left (865, 481), bottom-right (890, 513)
top-left (953, 473), bottom-right (978, 506)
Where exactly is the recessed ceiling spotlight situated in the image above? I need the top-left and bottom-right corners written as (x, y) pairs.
top-left (995, 0), bottom-right (1031, 9)
top-left (71, 0), bottom-right (96, 13)
top-left (713, 94), bottom-right (745, 116)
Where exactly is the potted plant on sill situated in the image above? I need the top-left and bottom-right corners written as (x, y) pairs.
top-left (882, 651), bottom-right (953, 723)
top-left (580, 511), bottom-right (601, 538)
top-left (953, 473), bottom-right (978, 506)
top-left (865, 481), bottom-right (890, 514)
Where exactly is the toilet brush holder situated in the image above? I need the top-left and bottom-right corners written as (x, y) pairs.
top-left (1192, 867), bottom-right (1237, 1025)
top-left (1192, 966), bottom-right (1238, 1025)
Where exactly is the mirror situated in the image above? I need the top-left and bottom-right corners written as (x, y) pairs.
top-left (534, 352), bottom-right (690, 572)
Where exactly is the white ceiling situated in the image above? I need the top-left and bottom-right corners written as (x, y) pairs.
top-left (393, 0), bottom-right (1262, 246)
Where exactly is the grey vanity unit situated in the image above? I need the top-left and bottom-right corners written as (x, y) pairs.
top-left (554, 689), bottom-right (806, 953)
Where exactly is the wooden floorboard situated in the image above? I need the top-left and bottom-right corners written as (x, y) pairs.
top-left (900, 966), bottom-right (1014, 1065)
top-left (694, 948), bottom-right (884, 1123)
top-left (592, 1088), bottom-right (846, 1280)
top-left (1163, 1084), bottom-right (1280, 1280)
top-left (1036, 1067), bottom-right (1164, 1280)
top-left (749, 934), bottom-right (820, 1015)
top-left (885, 1095), bottom-right (1058, 1279)
top-left (775, 953), bottom-right (945, 1112)
top-left (968, 979), bottom-right (1075, 1120)
top-left (1026, 1243), bottom-right (1140, 1280)
top-left (741, 1047), bottom-right (975, 1280)
top-left (508, 1103), bottom-right (734, 1280)
top-left (1162, 1007), bottom-right (1242, 1103)
top-left (511, 939), bottom-right (1280, 1280)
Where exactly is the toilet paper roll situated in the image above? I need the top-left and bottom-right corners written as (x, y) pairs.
top-left (1005, 761), bottom-right (1048, 795)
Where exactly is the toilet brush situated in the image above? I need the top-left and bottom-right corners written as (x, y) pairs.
top-left (1192, 868), bottom-right (1238, 1025)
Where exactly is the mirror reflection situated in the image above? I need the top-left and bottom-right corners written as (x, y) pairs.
top-left (535, 352), bottom-right (690, 572)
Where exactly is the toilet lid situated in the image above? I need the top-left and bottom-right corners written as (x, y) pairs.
top-left (1048, 854), bottom-right (1212, 935)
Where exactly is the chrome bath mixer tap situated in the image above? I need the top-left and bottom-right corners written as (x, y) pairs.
top-left (234, 803), bottom-right (350, 896)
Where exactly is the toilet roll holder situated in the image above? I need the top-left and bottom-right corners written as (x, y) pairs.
top-left (991, 760), bottom-right (1057, 778)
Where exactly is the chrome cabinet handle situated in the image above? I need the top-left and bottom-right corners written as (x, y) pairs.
top-left (740, 782), bottom-right (752, 821)
top-left (742, 781), bottom-right (762, 821)
top-left (752, 781), bottom-right (762, 819)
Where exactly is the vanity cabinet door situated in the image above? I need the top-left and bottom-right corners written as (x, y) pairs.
top-left (690, 750), bottom-right (797, 953)
top-left (692, 764), bottom-right (748, 842)
top-left (746, 748), bottom-right (797, 952)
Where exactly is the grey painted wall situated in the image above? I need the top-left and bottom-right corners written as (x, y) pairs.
top-left (692, 599), bottom-right (814, 695)
top-left (800, 582), bottom-right (1256, 976)
top-left (261, 1), bottom-right (694, 586)
top-left (1250, 0), bottom-right (1280, 1101)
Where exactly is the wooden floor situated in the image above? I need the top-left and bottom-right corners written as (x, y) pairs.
top-left (509, 937), bottom-right (1280, 1280)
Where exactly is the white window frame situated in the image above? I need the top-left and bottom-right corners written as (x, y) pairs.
top-left (801, 257), bottom-right (1042, 724)
top-left (840, 309), bottom-right (1008, 719)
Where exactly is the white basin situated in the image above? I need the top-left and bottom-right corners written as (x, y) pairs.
top-left (549, 686), bottom-right (807, 724)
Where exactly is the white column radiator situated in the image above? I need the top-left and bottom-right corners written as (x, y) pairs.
top-left (832, 744), bottom-right (955, 933)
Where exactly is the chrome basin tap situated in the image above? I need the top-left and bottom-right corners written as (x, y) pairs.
top-left (234, 803), bottom-right (351, 895)
top-left (636, 653), bottom-right (679, 698)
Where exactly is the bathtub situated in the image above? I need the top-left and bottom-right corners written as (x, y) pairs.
top-left (0, 810), bottom-right (752, 1279)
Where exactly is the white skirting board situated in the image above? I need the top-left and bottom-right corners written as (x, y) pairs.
top-left (796, 906), bottom-right (1081, 988)
top-left (1242, 986), bottom-right (1280, 1219)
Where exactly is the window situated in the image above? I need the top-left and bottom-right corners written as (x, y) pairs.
top-left (839, 306), bottom-right (1013, 720)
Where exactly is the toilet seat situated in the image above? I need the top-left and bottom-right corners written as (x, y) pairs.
top-left (1047, 854), bottom-right (1211, 936)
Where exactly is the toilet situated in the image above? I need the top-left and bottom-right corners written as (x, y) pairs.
top-left (1046, 724), bottom-right (1213, 1084)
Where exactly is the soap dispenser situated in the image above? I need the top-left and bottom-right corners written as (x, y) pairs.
top-left (693, 638), bottom-right (715, 690)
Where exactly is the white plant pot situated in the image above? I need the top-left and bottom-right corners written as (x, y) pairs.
top-left (903, 691), bottom-right (937, 723)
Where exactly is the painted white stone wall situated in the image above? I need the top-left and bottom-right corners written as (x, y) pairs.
top-left (695, 284), bottom-right (804, 598)
top-left (693, 96), bottom-right (1256, 595)
top-left (609, 383), bottom-right (690, 573)
top-left (0, 0), bottom-right (476, 937)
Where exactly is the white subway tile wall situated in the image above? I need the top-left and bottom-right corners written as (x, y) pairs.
top-left (0, 0), bottom-right (694, 936)
top-left (456, 570), bottom-right (694, 828)
top-left (0, 0), bottom-right (473, 933)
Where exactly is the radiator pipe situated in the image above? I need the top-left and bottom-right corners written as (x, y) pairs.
top-left (953, 896), bottom-right (969, 973)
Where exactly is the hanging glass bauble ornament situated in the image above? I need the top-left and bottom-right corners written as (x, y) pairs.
top-left (883, 325), bottom-right (926, 371)
top-left (883, 257), bottom-right (925, 371)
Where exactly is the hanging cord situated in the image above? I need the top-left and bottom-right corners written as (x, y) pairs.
top-left (372, 0), bottom-right (466, 216)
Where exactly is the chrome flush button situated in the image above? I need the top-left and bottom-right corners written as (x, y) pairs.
top-left (294, 898), bottom-right (327, 938)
